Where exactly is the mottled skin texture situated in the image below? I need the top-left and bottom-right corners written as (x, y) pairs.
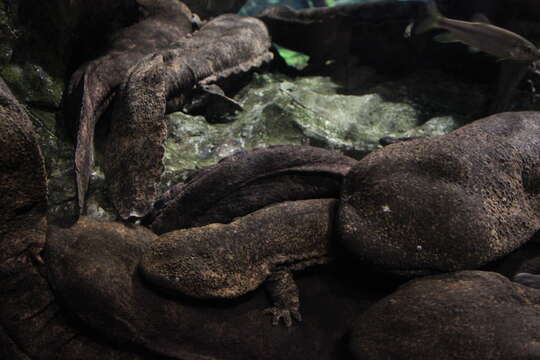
top-left (5, 74), bottom-right (540, 358)
top-left (106, 14), bottom-right (273, 220)
top-left (350, 271), bottom-right (540, 360)
top-left (63, 0), bottom-right (194, 216)
top-left (0, 78), bottom-right (49, 357)
top-left (0, 79), bottom-right (149, 360)
top-left (147, 144), bottom-right (356, 234)
top-left (339, 111), bottom-right (540, 276)
top-left (44, 217), bottom-right (368, 360)
top-left (140, 199), bottom-right (337, 327)
top-left (104, 54), bottom-right (169, 219)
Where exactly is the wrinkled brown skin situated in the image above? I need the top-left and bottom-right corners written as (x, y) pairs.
top-left (63, 0), bottom-right (194, 216)
top-left (350, 271), bottom-right (540, 360)
top-left (0, 79), bottom-right (149, 360)
top-left (0, 77), bottom-right (48, 358)
top-left (45, 216), bottom-right (369, 360)
top-left (140, 199), bottom-right (337, 327)
top-left (147, 144), bottom-right (357, 234)
top-left (339, 111), bottom-right (540, 276)
top-left (105, 14), bottom-right (273, 220)
top-left (104, 54), bottom-right (169, 220)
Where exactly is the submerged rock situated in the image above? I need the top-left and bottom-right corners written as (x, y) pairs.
top-left (0, 63), bottom-right (63, 108)
top-left (163, 69), bottom-right (479, 185)
top-left (0, 0), bottom-right (138, 224)
top-left (2, 63), bottom-right (509, 225)
top-left (29, 109), bottom-right (115, 224)
top-left (3, 0), bottom-right (540, 227)
top-left (350, 271), bottom-right (540, 360)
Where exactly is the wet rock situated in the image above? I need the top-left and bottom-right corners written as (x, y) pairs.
top-left (0, 0), bottom-right (137, 107)
top-left (338, 111), bottom-right (540, 276)
top-left (4, 0), bottom-right (530, 229)
top-left (0, 0), bottom-right (69, 79)
top-left (162, 70), bottom-right (476, 186)
top-left (0, 62), bottom-right (63, 108)
top-left (45, 216), bottom-right (370, 360)
top-left (149, 144), bottom-right (356, 234)
top-left (28, 109), bottom-right (115, 224)
top-left (349, 271), bottom-right (540, 360)
top-left (0, 0), bottom-right (146, 224)
top-left (1, 39), bottom-right (500, 229)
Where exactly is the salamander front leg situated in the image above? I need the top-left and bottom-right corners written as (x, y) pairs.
top-left (263, 269), bottom-right (302, 327)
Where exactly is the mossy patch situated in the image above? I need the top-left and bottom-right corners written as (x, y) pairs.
top-left (0, 62), bottom-right (63, 107)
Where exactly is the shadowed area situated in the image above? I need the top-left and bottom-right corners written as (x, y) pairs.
top-left (45, 216), bottom-right (384, 360)
top-left (350, 271), bottom-right (540, 360)
top-left (257, 0), bottom-right (540, 112)
top-left (0, 77), bottom-right (152, 360)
